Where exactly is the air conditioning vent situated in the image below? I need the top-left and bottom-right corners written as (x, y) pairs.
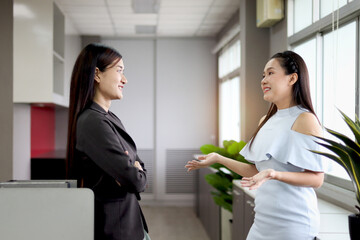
top-left (166, 149), bottom-right (200, 194)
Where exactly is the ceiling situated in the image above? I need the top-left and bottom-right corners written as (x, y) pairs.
top-left (54, 0), bottom-right (240, 37)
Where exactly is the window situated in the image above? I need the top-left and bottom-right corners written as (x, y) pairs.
top-left (322, 21), bottom-right (356, 180)
top-left (219, 77), bottom-right (240, 145)
top-left (218, 40), bottom-right (240, 79)
top-left (218, 39), bottom-right (241, 146)
top-left (288, 0), bottom-right (359, 208)
top-left (292, 38), bottom-right (317, 111)
top-left (320, 0), bottom-right (347, 18)
top-left (294, 0), bottom-right (313, 33)
top-left (289, 4), bottom-right (357, 181)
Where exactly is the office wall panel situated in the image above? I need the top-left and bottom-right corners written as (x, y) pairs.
top-left (102, 39), bottom-right (155, 149)
top-left (13, 104), bottom-right (31, 180)
top-left (156, 38), bottom-right (217, 199)
top-left (100, 38), bottom-right (217, 203)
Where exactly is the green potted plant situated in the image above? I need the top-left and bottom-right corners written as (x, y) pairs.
top-left (200, 140), bottom-right (249, 212)
top-left (311, 110), bottom-right (360, 240)
top-left (200, 140), bottom-right (249, 240)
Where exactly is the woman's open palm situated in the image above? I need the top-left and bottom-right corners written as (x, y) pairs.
top-left (185, 152), bottom-right (219, 172)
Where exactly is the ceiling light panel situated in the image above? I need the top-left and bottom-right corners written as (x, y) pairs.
top-left (135, 25), bottom-right (156, 34)
top-left (132, 0), bottom-right (160, 13)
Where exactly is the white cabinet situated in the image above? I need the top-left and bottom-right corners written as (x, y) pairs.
top-left (14, 0), bottom-right (66, 106)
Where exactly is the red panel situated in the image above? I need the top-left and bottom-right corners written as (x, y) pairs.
top-left (31, 106), bottom-right (55, 157)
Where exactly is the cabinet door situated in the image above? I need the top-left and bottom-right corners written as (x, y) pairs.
top-left (199, 167), bottom-right (220, 240)
top-left (244, 194), bottom-right (255, 238)
top-left (232, 186), bottom-right (245, 240)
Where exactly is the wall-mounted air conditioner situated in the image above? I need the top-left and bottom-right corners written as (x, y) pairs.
top-left (256, 0), bottom-right (284, 28)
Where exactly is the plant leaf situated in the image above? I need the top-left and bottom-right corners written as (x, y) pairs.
top-left (212, 195), bottom-right (233, 212)
top-left (238, 140), bottom-right (247, 150)
top-left (338, 109), bottom-right (360, 144)
top-left (313, 140), bottom-right (352, 170)
top-left (325, 128), bottom-right (360, 154)
top-left (310, 149), bottom-right (352, 180)
top-left (227, 142), bottom-right (240, 155)
top-left (200, 144), bottom-right (219, 154)
top-left (223, 140), bottom-right (236, 149)
top-left (205, 173), bottom-right (231, 193)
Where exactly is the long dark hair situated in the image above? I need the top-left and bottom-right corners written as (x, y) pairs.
top-left (66, 43), bottom-right (122, 179)
top-left (249, 50), bottom-right (317, 148)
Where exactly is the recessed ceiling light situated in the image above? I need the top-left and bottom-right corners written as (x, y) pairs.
top-left (135, 25), bottom-right (157, 34)
top-left (132, 0), bottom-right (160, 14)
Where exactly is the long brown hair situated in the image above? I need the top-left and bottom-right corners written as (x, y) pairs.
top-left (249, 50), bottom-right (317, 148)
top-left (66, 43), bottom-right (122, 179)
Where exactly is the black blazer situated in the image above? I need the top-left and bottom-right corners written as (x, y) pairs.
top-left (75, 102), bottom-right (148, 240)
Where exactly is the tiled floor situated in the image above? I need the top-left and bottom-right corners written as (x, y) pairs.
top-left (141, 206), bottom-right (210, 240)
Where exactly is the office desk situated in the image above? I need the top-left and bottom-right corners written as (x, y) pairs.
top-left (0, 188), bottom-right (94, 240)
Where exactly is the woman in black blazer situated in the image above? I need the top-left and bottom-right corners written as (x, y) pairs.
top-left (66, 43), bottom-right (150, 240)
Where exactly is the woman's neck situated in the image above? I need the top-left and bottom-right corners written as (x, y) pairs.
top-left (274, 97), bottom-right (296, 110)
top-left (93, 95), bottom-right (111, 112)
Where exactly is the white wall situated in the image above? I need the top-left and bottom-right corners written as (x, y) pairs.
top-left (102, 37), bottom-right (217, 203)
top-left (156, 39), bottom-right (217, 200)
top-left (102, 39), bottom-right (155, 149)
top-left (13, 104), bottom-right (31, 180)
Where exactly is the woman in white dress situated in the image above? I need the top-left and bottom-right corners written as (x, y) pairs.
top-left (186, 51), bottom-right (325, 240)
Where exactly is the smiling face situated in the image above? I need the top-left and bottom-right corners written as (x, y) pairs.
top-left (261, 58), bottom-right (298, 109)
top-left (94, 58), bottom-right (127, 102)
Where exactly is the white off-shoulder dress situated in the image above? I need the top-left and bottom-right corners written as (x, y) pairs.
top-left (240, 105), bottom-right (326, 240)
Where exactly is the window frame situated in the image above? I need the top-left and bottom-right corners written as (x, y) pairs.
top-left (287, 0), bottom-right (360, 210)
top-left (217, 35), bottom-right (241, 146)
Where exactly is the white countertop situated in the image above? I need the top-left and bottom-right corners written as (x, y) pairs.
top-left (233, 180), bottom-right (352, 240)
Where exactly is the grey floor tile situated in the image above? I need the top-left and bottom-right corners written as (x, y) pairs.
top-left (142, 206), bottom-right (210, 240)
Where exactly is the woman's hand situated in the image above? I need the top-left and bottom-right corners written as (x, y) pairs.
top-left (241, 169), bottom-right (276, 190)
top-left (124, 150), bottom-right (143, 171)
top-left (185, 152), bottom-right (220, 172)
top-left (134, 161), bottom-right (143, 171)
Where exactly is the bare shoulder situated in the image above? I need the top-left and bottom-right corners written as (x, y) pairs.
top-left (292, 112), bottom-right (323, 137)
top-left (259, 115), bottom-right (267, 126)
